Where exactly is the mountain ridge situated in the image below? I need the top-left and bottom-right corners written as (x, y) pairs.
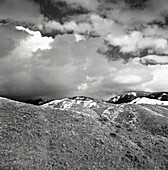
top-left (108, 91), bottom-right (168, 104)
top-left (21, 91), bottom-right (168, 106)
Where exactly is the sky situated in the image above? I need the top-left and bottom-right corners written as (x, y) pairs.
top-left (1, 0), bottom-right (168, 101)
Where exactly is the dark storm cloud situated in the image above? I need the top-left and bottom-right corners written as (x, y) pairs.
top-left (124, 0), bottom-right (148, 9)
top-left (33, 0), bottom-right (89, 21)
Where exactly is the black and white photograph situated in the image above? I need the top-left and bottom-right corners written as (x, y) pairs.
top-left (0, 0), bottom-right (168, 169)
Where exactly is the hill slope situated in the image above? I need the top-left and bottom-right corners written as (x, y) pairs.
top-left (0, 97), bottom-right (168, 170)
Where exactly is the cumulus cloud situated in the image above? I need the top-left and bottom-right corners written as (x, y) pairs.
top-left (1, 0), bottom-right (168, 101)
top-left (0, 25), bottom-right (116, 100)
top-left (0, 25), bottom-right (154, 100)
top-left (35, 0), bottom-right (168, 66)
top-left (106, 31), bottom-right (168, 54)
top-left (99, 23), bottom-right (168, 64)
top-left (134, 65), bottom-right (168, 92)
top-left (15, 26), bottom-right (54, 54)
top-left (39, 14), bottom-right (122, 37)
top-left (140, 55), bottom-right (168, 65)
top-left (74, 33), bottom-right (86, 42)
top-left (40, 19), bottom-right (92, 35)
top-left (1, 25), bottom-right (168, 100)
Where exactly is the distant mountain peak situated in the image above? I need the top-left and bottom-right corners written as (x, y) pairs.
top-left (12, 91), bottom-right (168, 107)
top-left (42, 96), bottom-right (101, 110)
top-left (108, 91), bottom-right (168, 105)
top-left (130, 97), bottom-right (168, 105)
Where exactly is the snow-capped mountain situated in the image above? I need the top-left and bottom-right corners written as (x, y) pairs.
top-left (40, 92), bottom-right (168, 109)
top-left (18, 91), bottom-right (168, 107)
top-left (108, 91), bottom-right (149, 104)
top-left (108, 91), bottom-right (168, 105)
top-left (43, 96), bottom-right (102, 109)
top-left (130, 97), bottom-right (168, 105)
top-left (23, 91), bottom-right (168, 108)
top-left (147, 92), bottom-right (168, 100)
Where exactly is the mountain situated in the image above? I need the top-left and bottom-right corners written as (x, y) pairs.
top-left (130, 97), bottom-right (168, 105)
top-left (23, 92), bottom-right (168, 106)
top-left (43, 96), bottom-right (104, 109)
top-left (108, 91), bottom-right (168, 104)
top-left (0, 96), bottom-right (168, 169)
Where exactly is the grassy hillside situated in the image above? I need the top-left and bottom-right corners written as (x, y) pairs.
top-left (0, 97), bottom-right (168, 170)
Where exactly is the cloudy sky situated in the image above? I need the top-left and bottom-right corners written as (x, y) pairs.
top-left (1, 0), bottom-right (168, 101)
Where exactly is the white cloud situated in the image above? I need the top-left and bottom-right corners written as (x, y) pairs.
top-left (140, 55), bottom-right (168, 65)
top-left (16, 26), bottom-right (38, 35)
top-left (2, 26), bottom-right (168, 100)
top-left (2, 0), bottom-right (168, 100)
top-left (90, 14), bottom-right (120, 36)
top-left (74, 33), bottom-right (86, 42)
top-left (40, 19), bottom-right (92, 34)
top-left (78, 83), bottom-right (88, 91)
top-left (113, 74), bottom-right (142, 84)
top-left (137, 65), bottom-right (168, 92)
top-left (0, 28), bottom-right (118, 99)
top-left (15, 26), bottom-right (54, 58)
top-left (106, 31), bottom-right (168, 54)
top-left (40, 14), bottom-right (121, 37)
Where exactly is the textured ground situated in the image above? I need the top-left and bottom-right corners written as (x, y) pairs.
top-left (0, 97), bottom-right (168, 170)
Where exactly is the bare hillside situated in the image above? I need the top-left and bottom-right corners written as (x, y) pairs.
top-left (0, 97), bottom-right (168, 170)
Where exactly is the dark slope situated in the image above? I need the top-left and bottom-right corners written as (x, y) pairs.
top-left (0, 97), bottom-right (168, 170)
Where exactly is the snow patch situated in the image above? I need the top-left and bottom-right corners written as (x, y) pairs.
top-left (42, 97), bottom-right (99, 109)
top-left (130, 97), bottom-right (168, 105)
